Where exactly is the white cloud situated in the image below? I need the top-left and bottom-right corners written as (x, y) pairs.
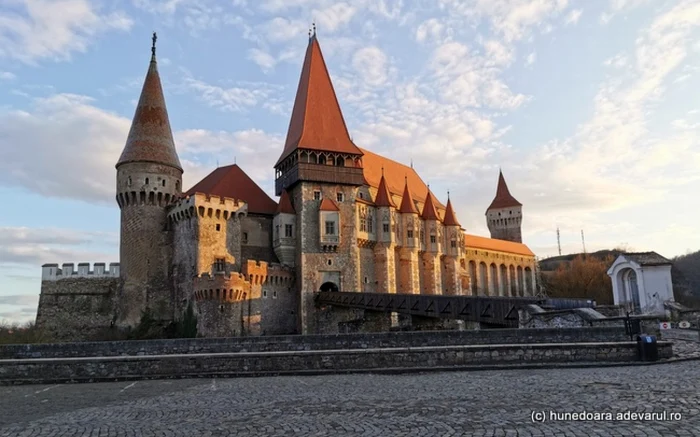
top-left (352, 46), bottom-right (388, 87)
top-left (565, 8), bottom-right (582, 25)
top-left (600, 0), bottom-right (650, 24)
top-left (0, 71), bottom-right (15, 80)
top-left (525, 51), bottom-right (536, 66)
top-left (248, 48), bottom-right (277, 72)
top-left (180, 75), bottom-right (281, 112)
top-left (415, 18), bottom-right (444, 43)
top-left (0, 0), bottom-right (133, 64)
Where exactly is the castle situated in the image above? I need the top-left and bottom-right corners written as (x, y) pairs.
top-left (35, 33), bottom-right (537, 341)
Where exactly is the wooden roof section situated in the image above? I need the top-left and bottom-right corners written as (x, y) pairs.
top-left (186, 164), bottom-right (278, 215)
top-left (275, 35), bottom-right (363, 167)
top-left (487, 170), bottom-right (522, 210)
top-left (464, 234), bottom-right (534, 256)
top-left (117, 39), bottom-right (182, 171)
top-left (276, 189), bottom-right (295, 214)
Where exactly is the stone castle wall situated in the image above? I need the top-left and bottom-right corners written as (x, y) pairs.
top-left (35, 263), bottom-right (120, 342)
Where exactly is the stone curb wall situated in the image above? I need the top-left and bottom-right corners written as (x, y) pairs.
top-left (0, 327), bottom-right (627, 359)
top-left (0, 341), bottom-right (671, 385)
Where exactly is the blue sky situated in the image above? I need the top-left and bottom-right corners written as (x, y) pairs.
top-left (1, 0), bottom-right (699, 324)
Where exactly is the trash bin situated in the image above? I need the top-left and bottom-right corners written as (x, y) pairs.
top-left (636, 334), bottom-right (659, 362)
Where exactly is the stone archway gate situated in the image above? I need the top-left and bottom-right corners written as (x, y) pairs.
top-left (315, 291), bottom-right (595, 328)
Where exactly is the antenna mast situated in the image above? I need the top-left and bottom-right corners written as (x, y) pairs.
top-left (556, 227), bottom-right (562, 256)
top-left (581, 229), bottom-right (586, 254)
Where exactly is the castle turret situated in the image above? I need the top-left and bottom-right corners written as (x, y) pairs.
top-left (421, 189), bottom-right (442, 294)
top-left (273, 189), bottom-right (297, 267)
top-left (486, 170), bottom-right (522, 243)
top-left (441, 194), bottom-right (463, 296)
top-left (115, 33), bottom-right (183, 326)
top-left (373, 172), bottom-right (397, 293)
top-left (398, 177), bottom-right (420, 294)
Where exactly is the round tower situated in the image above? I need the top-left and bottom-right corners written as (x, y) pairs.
top-left (486, 170), bottom-right (522, 243)
top-left (115, 33), bottom-right (183, 327)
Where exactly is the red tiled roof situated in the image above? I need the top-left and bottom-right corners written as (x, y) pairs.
top-left (421, 190), bottom-right (440, 221)
top-left (276, 189), bottom-right (295, 214)
top-left (360, 148), bottom-right (446, 213)
top-left (117, 52), bottom-right (182, 171)
top-left (398, 178), bottom-right (419, 214)
top-left (319, 198), bottom-right (340, 211)
top-left (186, 164), bottom-right (277, 215)
top-left (465, 234), bottom-right (534, 256)
top-left (373, 174), bottom-right (396, 208)
top-left (275, 36), bottom-right (363, 166)
top-left (443, 198), bottom-right (460, 226)
top-left (487, 170), bottom-right (521, 210)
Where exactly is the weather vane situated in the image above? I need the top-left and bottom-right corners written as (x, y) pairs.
top-left (151, 32), bottom-right (157, 58)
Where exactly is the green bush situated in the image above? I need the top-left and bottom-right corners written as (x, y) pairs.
top-left (0, 321), bottom-right (51, 345)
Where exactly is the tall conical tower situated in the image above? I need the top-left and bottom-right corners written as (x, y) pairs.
top-left (115, 33), bottom-right (183, 327)
top-left (486, 170), bottom-right (522, 243)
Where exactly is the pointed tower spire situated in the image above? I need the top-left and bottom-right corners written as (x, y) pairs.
top-left (487, 170), bottom-right (521, 210)
top-left (443, 195), bottom-right (460, 226)
top-left (275, 34), bottom-right (363, 167)
top-left (117, 33), bottom-right (182, 171)
top-left (374, 172), bottom-right (396, 208)
top-left (276, 189), bottom-right (296, 214)
top-left (421, 190), bottom-right (440, 221)
top-left (399, 177), bottom-right (419, 214)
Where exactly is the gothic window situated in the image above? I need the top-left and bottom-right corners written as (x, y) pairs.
top-left (360, 217), bottom-right (367, 232)
top-left (285, 224), bottom-right (293, 237)
top-left (407, 230), bottom-right (414, 239)
top-left (430, 235), bottom-right (436, 244)
top-left (337, 192), bottom-right (344, 202)
top-left (145, 177), bottom-right (149, 185)
top-left (383, 223), bottom-right (390, 233)
top-left (314, 191), bottom-right (321, 200)
top-left (451, 240), bottom-right (457, 248)
top-left (214, 259), bottom-right (225, 272)
top-left (367, 215), bottom-right (373, 233)
top-left (325, 221), bottom-right (336, 235)
top-left (359, 192), bottom-right (364, 199)
top-left (162, 180), bottom-right (166, 187)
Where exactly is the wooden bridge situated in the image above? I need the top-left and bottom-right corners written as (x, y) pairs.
top-left (315, 291), bottom-right (595, 328)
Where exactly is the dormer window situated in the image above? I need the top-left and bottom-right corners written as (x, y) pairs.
top-left (337, 192), bottom-right (344, 202)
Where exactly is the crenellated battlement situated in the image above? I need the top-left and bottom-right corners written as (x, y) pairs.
top-left (243, 260), bottom-right (269, 285)
top-left (266, 263), bottom-right (295, 287)
top-left (168, 192), bottom-right (248, 223)
top-left (193, 271), bottom-right (250, 302)
top-left (116, 191), bottom-right (178, 208)
top-left (41, 263), bottom-right (120, 281)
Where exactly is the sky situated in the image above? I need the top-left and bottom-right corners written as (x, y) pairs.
top-left (0, 0), bottom-right (699, 324)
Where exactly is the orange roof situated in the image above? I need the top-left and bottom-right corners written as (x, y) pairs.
top-left (360, 148), bottom-right (446, 214)
top-left (186, 164), bottom-right (277, 215)
top-left (443, 198), bottom-right (460, 226)
top-left (487, 170), bottom-right (521, 210)
top-left (398, 178), bottom-right (419, 214)
top-left (373, 174), bottom-right (396, 208)
top-left (275, 35), bottom-right (363, 166)
top-left (421, 190), bottom-right (440, 221)
top-left (319, 198), bottom-right (340, 211)
top-left (276, 189), bottom-right (295, 214)
top-left (117, 45), bottom-right (182, 171)
top-left (464, 234), bottom-right (534, 256)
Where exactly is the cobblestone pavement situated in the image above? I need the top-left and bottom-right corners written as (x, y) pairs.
top-left (3, 360), bottom-right (700, 436)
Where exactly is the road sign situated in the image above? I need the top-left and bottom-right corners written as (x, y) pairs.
top-left (679, 321), bottom-right (691, 329)
top-left (659, 322), bottom-right (671, 330)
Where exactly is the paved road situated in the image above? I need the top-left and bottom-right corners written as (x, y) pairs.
top-left (2, 361), bottom-right (699, 436)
